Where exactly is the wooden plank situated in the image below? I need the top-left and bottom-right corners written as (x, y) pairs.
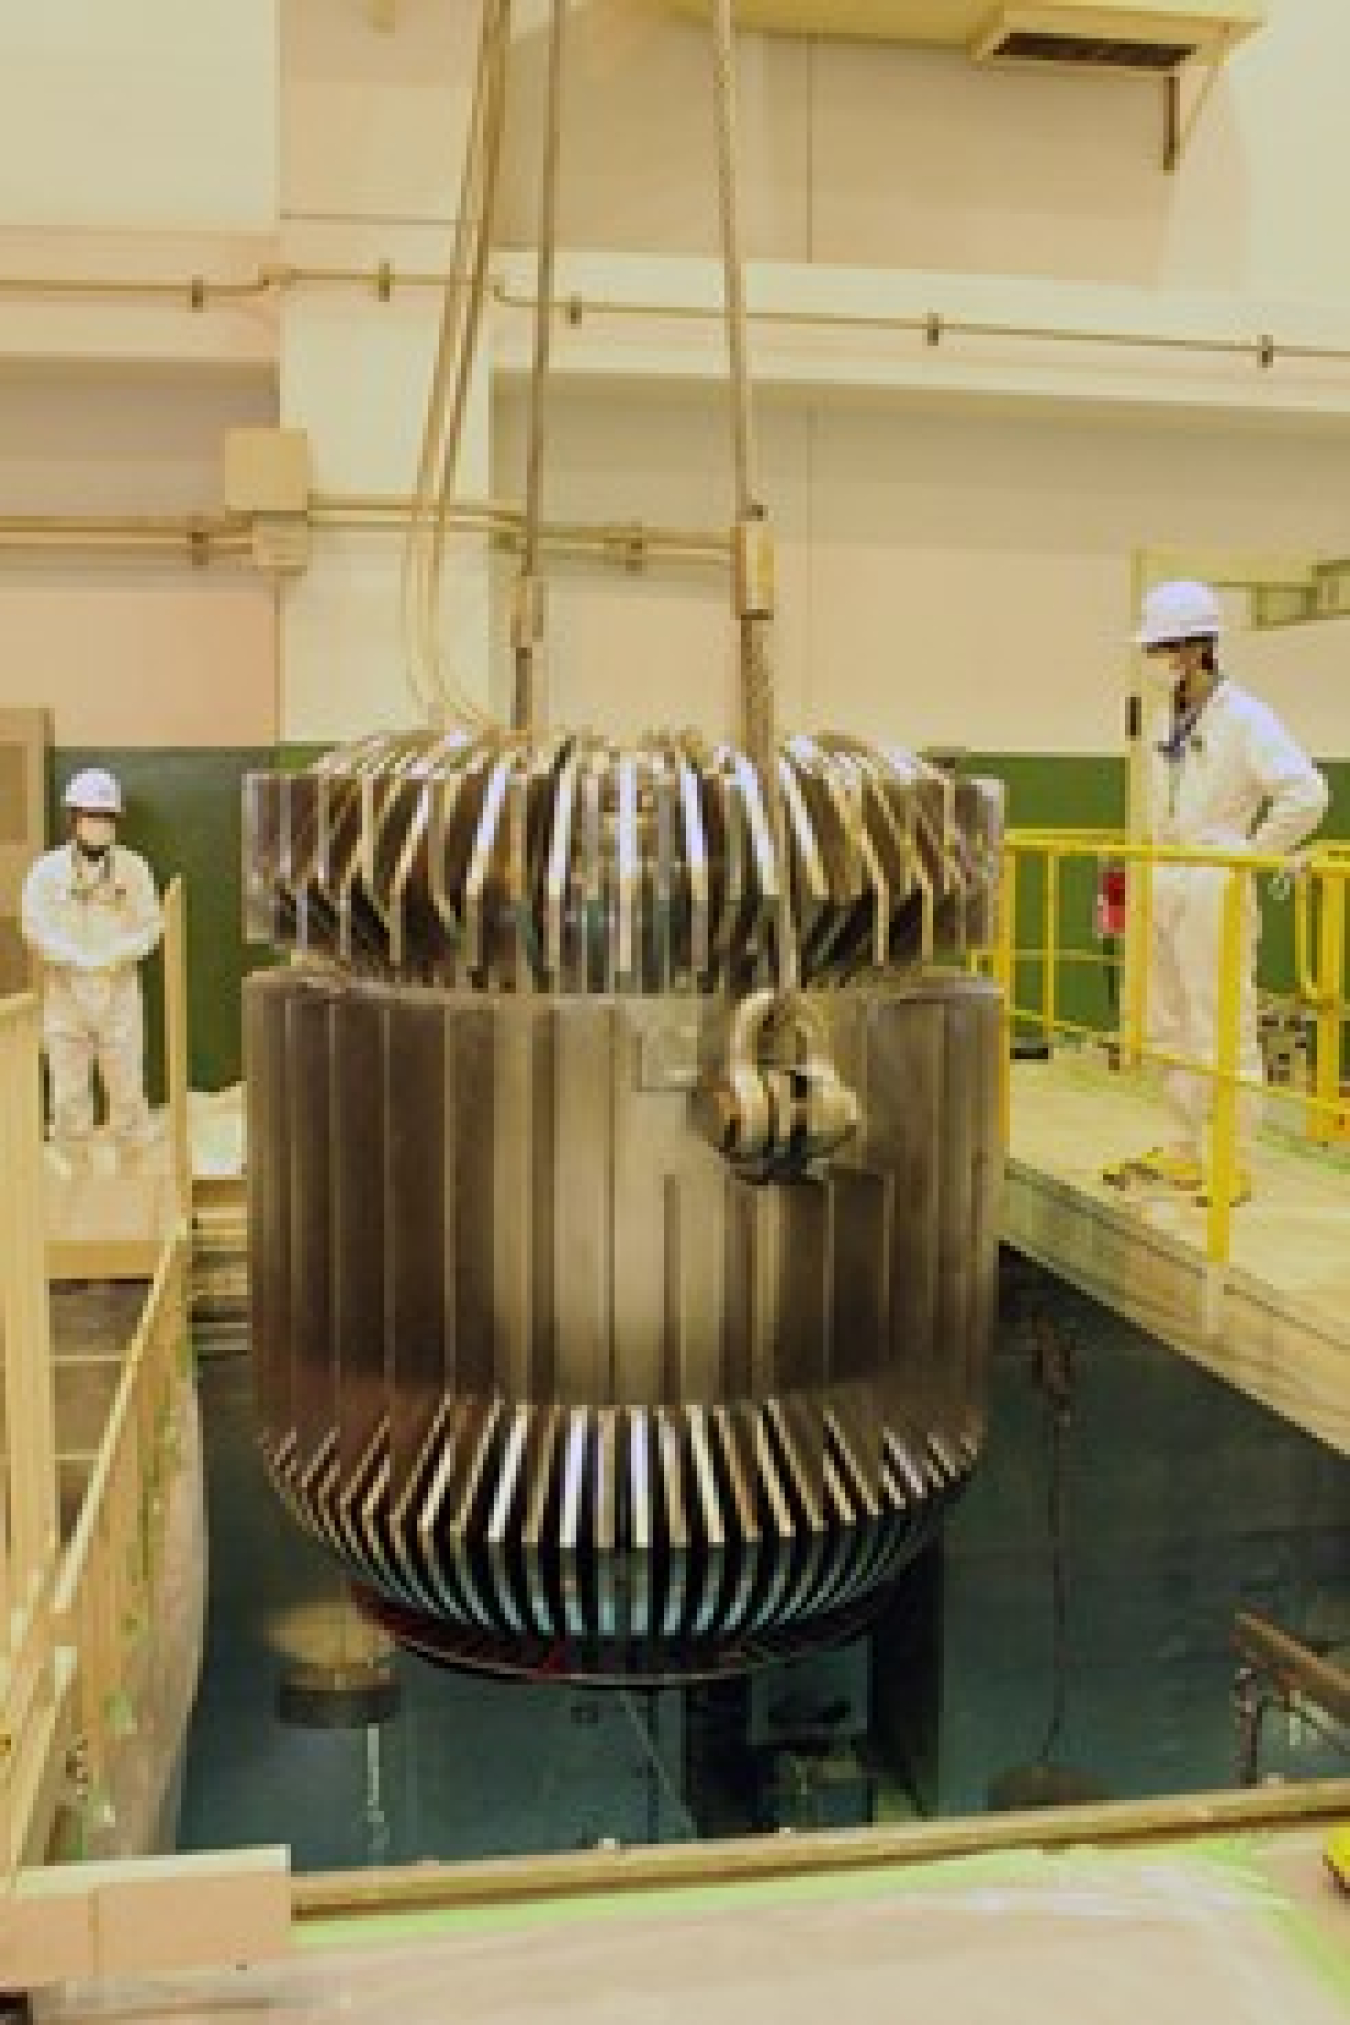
top-left (293, 1777), bottom-right (1350, 1921)
top-left (47, 1238), bottom-right (165, 1283)
top-left (9, 1847), bottom-right (290, 1984)
top-left (0, 707), bottom-right (48, 995)
top-left (45, 1167), bottom-right (177, 1285)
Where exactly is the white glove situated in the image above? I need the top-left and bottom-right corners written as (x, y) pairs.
top-left (1270, 849), bottom-right (1312, 900)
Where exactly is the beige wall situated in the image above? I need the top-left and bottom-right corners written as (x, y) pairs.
top-left (486, 0), bottom-right (1350, 758)
top-left (0, 576), bottom-right (277, 750)
top-left (0, 1), bottom-right (278, 233)
top-left (0, 365), bottom-right (278, 747)
top-left (0, 3), bottom-right (281, 750)
top-left (499, 2), bottom-right (1350, 302)
top-left (284, 0), bottom-right (477, 225)
top-left (496, 384), bottom-right (1350, 758)
top-left (3, 1), bottom-right (1350, 758)
top-left (278, 5), bottom-right (492, 741)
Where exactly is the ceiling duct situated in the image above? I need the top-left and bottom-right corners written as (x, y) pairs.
top-left (662, 2), bottom-right (1264, 166)
top-left (662, 2), bottom-right (1262, 63)
top-left (970, 4), bottom-right (1262, 72)
top-left (983, 32), bottom-right (1201, 71)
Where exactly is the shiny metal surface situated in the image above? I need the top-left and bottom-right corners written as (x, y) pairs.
top-left (244, 731), bottom-right (1001, 992)
top-left (247, 963), bottom-right (1000, 1676)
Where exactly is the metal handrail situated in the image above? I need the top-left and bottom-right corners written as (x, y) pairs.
top-left (998, 831), bottom-right (1350, 1266)
top-left (1234, 1611), bottom-right (1350, 1731)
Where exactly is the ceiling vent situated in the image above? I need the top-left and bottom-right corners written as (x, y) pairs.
top-left (970, 4), bottom-right (1262, 74)
top-left (660, 2), bottom-right (1263, 164)
top-left (662, 3), bottom-right (1262, 64)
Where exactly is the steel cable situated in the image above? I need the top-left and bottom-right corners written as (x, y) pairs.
top-left (402, 0), bottom-right (510, 729)
top-left (710, 0), bottom-right (796, 987)
top-left (512, 0), bottom-right (568, 734)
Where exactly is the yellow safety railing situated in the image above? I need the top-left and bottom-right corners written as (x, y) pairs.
top-left (995, 832), bottom-right (1350, 1267)
top-left (1293, 845), bottom-right (1350, 1155)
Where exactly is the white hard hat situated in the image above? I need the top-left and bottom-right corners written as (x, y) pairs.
top-left (1134, 579), bottom-right (1223, 650)
top-left (63, 767), bottom-right (123, 816)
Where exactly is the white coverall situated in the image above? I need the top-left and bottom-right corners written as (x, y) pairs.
top-left (1149, 678), bottom-right (1328, 1158)
top-left (20, 841), bottom-right (163, 1161)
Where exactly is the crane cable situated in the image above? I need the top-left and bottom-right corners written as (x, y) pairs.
top-left (402, 0), bottom-right (511, 729)
top-left (511, 0), bottom-right (567, 735)
top-left (709, 0), bottom-right (796, 989)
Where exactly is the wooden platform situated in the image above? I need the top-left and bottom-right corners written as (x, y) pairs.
top-left (44, 1136), bottom-right (180, 1281)
top-left (1005, 1051), bottom-right (1350, 1457)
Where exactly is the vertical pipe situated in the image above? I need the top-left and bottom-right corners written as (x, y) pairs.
top-left (708, 0), bottom-right (797, 989)
top-left (513, 0), bottom-right (566, 734)
top-left (1206, 867), bottom-right (1244, 1266)
top-left (709, 0), bottom-right (757, 530)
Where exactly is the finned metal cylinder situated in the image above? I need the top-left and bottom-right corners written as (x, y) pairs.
top-left (245, 729), bottom-right (1004, 1678)
top-left (248, 972), bottom-right (999, 1678)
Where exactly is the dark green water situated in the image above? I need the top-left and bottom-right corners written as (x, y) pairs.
top-left (177, 1255), bottom-right (1349, 1871)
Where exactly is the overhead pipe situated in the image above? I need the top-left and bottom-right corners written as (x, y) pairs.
top-left (0, 500), bottom-right (728, 571)
top-left (0, 513), bottom-right (251, 563)
top-left (491, 278), bottom-right (1350, 373)
top-left (2, 260), bottom-right (1350, 375)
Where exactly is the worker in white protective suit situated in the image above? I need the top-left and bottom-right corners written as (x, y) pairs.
top-left (21, 768), bottom-right (163, 1171)
top-left (1103, 580), bottom-right (1328, 1206)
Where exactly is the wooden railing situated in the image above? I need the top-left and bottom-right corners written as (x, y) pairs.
top-left (50, 1230), bottom-right (188, 1845)
top-left (0, 874), bottom-right (191, 1871)
top-left (0, 991), bottom-right (62, 1873)
top-left (163, 877), bottom-right (190, 1210)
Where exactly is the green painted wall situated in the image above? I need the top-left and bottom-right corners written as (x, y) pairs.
top-left (966, 753), bottom-right (1127, 1041)
top-left (47, 746), bottom-right (1350, 1096)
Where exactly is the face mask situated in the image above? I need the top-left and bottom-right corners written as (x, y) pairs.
top-left (74, 816), bottom-right (116, 858)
